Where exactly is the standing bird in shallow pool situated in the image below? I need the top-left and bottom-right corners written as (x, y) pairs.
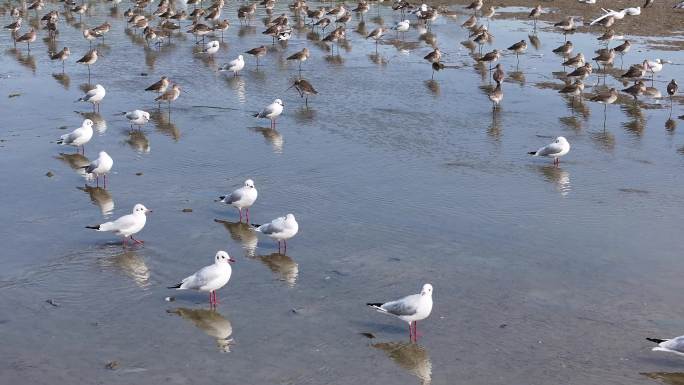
top-left (254, 99), bottom-right (284, 128)
top-left (667, 79), bottom-right (678, 110)
top-left (219, 55), bottom-right (245, 76)
top-left (57, 119), bottom-right (93, 154)
top-left (169, 251), bottom-right (235, 306)
top-left (489, 83), bottom-right (503, 110)
top-left (367, 283), bottom-right (434, 342)
top-left (83, 150), bottom-right (114, 188)
top-left (86, 203), bottom-right (151, 246)
top-left (529, 4), bottom-right (542, 28)
top-left (219, 179), bottom-right (258, 222)
top-left (253, 213), bottom-right (299, 253)
top-left (286, 79), bottom-right (318, 106)
top-left (528, 137), bottom-right (570, 166)
top-left (77, 84), bottom-right (106, 112)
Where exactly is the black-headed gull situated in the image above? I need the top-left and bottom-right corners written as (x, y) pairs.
top-left (125, 110), bottom-right (150, 129)
top-left (253, 99), bottom-right (284, 128)
top-left (219, 55), bottom-right (245, 76)
top-left (57, 119), bottom-right (93, 154)
top-left (83, 150), bottom-right (113, 188)
top-left (528, 137), bottom-right (570, 165)
top-left (647, 336), bottom-right (684, 356)
top-left (367, 283), bottom-right (434, 342)
top-left (86, 203), bottom-right (151, 246)
top-left (198, 40), bottom-right (220, 55)
top-left (168, 251), bottom-right (235, 306)
top-left (253, 213), bottom-right (298, 253)
top-left (219, 179), bottom-right (257, 222)
top-left (77, 84), bottom-right (106, 112)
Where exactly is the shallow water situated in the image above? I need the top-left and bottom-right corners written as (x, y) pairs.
top-left (2, 1), bottom-right (684, 384)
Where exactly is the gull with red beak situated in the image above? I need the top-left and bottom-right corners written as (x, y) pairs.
top-left (169, 251), bottom-right (235, 306)
top-left (86, 204), bottom-right (151, 246)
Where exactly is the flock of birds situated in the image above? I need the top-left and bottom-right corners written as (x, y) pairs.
top-left (2, 0), bottom-right (684, 344)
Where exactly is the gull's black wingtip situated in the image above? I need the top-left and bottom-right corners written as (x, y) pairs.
top-left (168, 283), bottom-right (182, 289)
top-left (85, 225), bottom-right (100, 230)
top-left (647, 337), bottom-right (667, 344)
top-left (367, 302), bottom-right (383, 308)
top-left (528, 151), bottom-right (536, 155)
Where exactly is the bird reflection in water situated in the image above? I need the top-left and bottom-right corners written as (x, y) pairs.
top-left (214, 219), bottom-right (258, 257)
top-left (78, 185), bottom-right (114, 216)
top-left (168, 308), bottom-right (233, 352)
top-left (75, 111), bottom-right (107, 134)
top-left (99, 250), bottom-right (150, 287)
top-left (488, 106), bottom-right (501, 140)
top-left (666, 118), bottom-right (677, 133)
top-left (126, 129), bottom-right (151, 153)
top-left (52, 72), bottom-right (70, 89)
top-left (528, 34), bottom-right (541, 51)
top-left (368, 52), bottom-right (388, 66)
top-left (424, 80), bottom-right (439, 96)
top-left (56, 152), bottom-right (90, 177)
top-left (294, 106), bottom-right (315, 123)
top-left (250, 126), bottom-right (283, 153)
top-left (537, 165), bottom-right (571, 196)
top-left (373, 341), bottom-right (432, 385)
top-left (150, 110), bottom-right (181, 140)
top-left (253, 252), bottom-right (298, 287)
top-left (641, 372), bottom-right (684, 385)
top-left (225, 75), bottom-right (247, 103)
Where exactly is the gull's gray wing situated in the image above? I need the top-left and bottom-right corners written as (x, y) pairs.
top-left (85, 158), bottom-right (99, 173)
top-left (258, 216), bottom-right (286, 235)
top-left (224, 187), bottom-right (244, 205)
top-left (537, 142), bottom-right (564, 156)
top-left (381, 294), bottom-right (420, 316)
top-left (663, 336), bottom-right (684, 352)
top-left (181, 264), bottom-right (221, 290)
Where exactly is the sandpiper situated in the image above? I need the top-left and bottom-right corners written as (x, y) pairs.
top-left (465, 0), bottom-right (483, 14)
top-left (507, 40), bottom-right (527, 61)
top-left (92, 21), bottom-right (111, 42)
top-left (552, 41), bottom-right (573, 56)
top-left (315, 17), bottom-right (331, 31)
top-left (554, 16), bottom-right (575, 39)
top-left (590, 87), bottom-right (618, 106)
top-left (286, 47), bottom-right (310, 71)
top-left (592, 48), bottom-right (615, 71)
top-left (146, 76), bottom-right (169, 105)
top-left (187, 22), bottom-right (212, 43)
top-left (461, 15), bottom-right (477, 29)
top-left (155, 84), bottom-right (181, 110)
top-left (622, 79), bottom-right (646, 100)
top-left (366, 27), bottom-right (384, 51)
top-left (477, 49), bottom-right (500, 70)
top-left (489, 83), bottom-right (503, 109)
top-left (431, 62), bottom-right (445, 79)
top-left (529, 4), bottom-right (542, 28)
top-left (613, 40), bottom-right (631, 65)
top-left (423, 48), bottom-right (441, 63)
top-left (562, 53), bottom-right (585, 68)
top-left (558, 79), bottom-right (585, 105)
top-left (322, 26), bottom-right (345, 55)
top-left (76, 49), bottom-right (99, 79)
top-left (667, 79), bottom-right (678, 109)
top-left (50, 47), bottom-right (70, 72)
top-left (620, 62), bottom-right (645, 79)
top-left (15, 27), bottom-right (36, 52)
top-left (287, 78), bottom-right (318, 106)
top-left (567, 62), bottom-right (593, 80)
top-left (213, 19), bottom-right (230, 40)
top-left (238, 3), bottom-right (257, 24)
top-left (492, 63), bottom-right (505, 84)
top-left (245, 45), bottom-right (267, 66)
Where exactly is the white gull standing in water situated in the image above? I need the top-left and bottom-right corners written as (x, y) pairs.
top-left (253, 213), bottom-right (298, 253)
top-left (168, 251), bottom-right (235, 306)
top-left (367, 284), bottom-right (434, 342)
top-left (83, 150), bottom-right (113, 188)
top-left (219, 179), bottom-right (258, 222)
top-left (86, 203), bottom-right (151, 247)
top-left (57, 119), bottom-right (93, 154)
top-left (528, 137), bottom-right (571, 166)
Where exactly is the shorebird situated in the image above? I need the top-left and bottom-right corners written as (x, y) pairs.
top-left (155, 84), bottom-right (181, 111)
top-left (72, 4), bottom-right (87, 22)
top-left (213, 19), bottom-right (230, 40)
top-left (465, 0), bottom-right (483, 14)
top-left (554, 16), bottom-right (575, 39)
top-left (336, 12), bottom-right (352, 26)
top-left (244, 45), bottom-right (267, 66)
top-left (597, 28), bottom-right (616, 43)
top-left (352, 1), bottom-right (369, 20)
top-left (489, 83), bottom-right (503, 109)
top-left (219, 55), bottom-right (245, 76)
top-left (461, 15), bottom-right (477, 29)
top-left (567, 62), bottom-right (593, 80)
top-left (590, 87), bottom-right (619, 112)
top-left (477, 49), bottom-right (500, 70)
top-left (83, 28), bottom-right (97, 48)
top-left (592, 48), bottom-right (615, 71)
top-left (493, 63), bottom-right (505, 84)
top-left (529, 4), bottom-right (542, 28)
top-left (286, 47), bottom-right (310, 71)
top-left (421, 48), bottom-right (440, 65)
top-left (326, 4), bottom-right (347, 20)
top-left (613, 40), bottom-right (631, 65)
top-left (15, 28), bottom-right (36, 52)
top-left (367, 284), bottom-right (434, 342)
top-left (83, 151), bottom-right (114, 188)
top-left (393, 19), bottom-right (410, 38)
top-left (366, 27), bottom-right (384, 52)
top-left (146, 76), bottom-right (169, 107)
top-left (667, 79), bottom-right (678, 109)
top-left (286, 78), bottom-right (318, 106)
top-left (322, 26), bottom-right (345, 55)
top-left (219, 179), bottom-right (258, 222)
top-left (562, 53), bottom-right (585, 68)
top-left (620, 62), bottom-right (646, 79)
top-left (57, 119), bottom-right (93, 154)
top-left (125, 110), bottom-right (151, 129)
top-left (528, 137), bottom-right (570, 165)
top-left (86, 204), bottom-right (151, 246)
top-left (198, 40), bottom-right (220, 55)
top-left (168, 251), bottom-right (235, 306)
top-left (314, 17), bottom-right (331, 32)
top-left (553, 41), bottom-right (573, 56)
top-left (238, 3), bottom-right (258, 24)
top-left (187, 22), bottom-right (212, 43)
top-left (254, 99), bottom-right (284, 128)
top-left (253, 213), bottom-right (299, 253)
top-left (507, 40), bottom-right (527, 63)
top-left (4, 18), bottom-right (21, 46)
top-left (50, 47), bottom-right (70, 72)
top-left (622, 79), bottom-right (646, 101)
top-left (77, 84), bottom-right (106, 112)
top-left (76, 49), bottom-right (99, 80)
top-left (558, 79), bottom-right (585, 106)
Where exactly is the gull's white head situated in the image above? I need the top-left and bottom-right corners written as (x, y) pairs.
top-left (142, 111), bottom-right (150, 120)
top-left (95, 84), bottom-right (104, 90)
top-left (215, 250), bottom-right (236, 263)
top-left (133, 203), bottom-right (151, 215)
top-left (274, 98), bottom-right (283, 106)
top-left (555, 136), bottom-right (569, 145)
top-left (98, 150), bottom-right (109, 158)
top-left (285, 213), bottom-right (296, 222)
top-left (83, 119), bottom-right (94, 127)
top-left (238, 54), bottom-right (244, 60)
top-left (421, 283), bottom-right (433, 296)
top-left (244, 179), bottom-right (255, 188)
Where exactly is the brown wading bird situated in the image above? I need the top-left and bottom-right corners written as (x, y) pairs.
top-left (567, 62), bottom-right (593, 81)
top-left (562, 53), bottom-right (585, 68)
top-left (622, 79), bottom-right (646, 101)
top-left (50, 47), bottom-right (71, 72)
top-left (592, 48), bottom-right (615, 72)
top-left (554, 16), bottom-right (574, 40)
top-left (322, 26), bottom-right (345, 55)
top-left (146, 76), bottom-right (170, 107)
top-left (423, 47), bottom-right (441, 63)
top-left (489, 83), bottom-right (503, 110)
top-left (286, 47), bottom-right (310, 71)
top-left (465, 0), bottom-right (483, 14)
top-left (287, 78), bottom-right (318, 106)
top-left (366, 27), bottom-right (384, 53)
top-left (15, 27), bottom-right (36, 52)
top-left (477, 49), bottom-right (500, 70)
top-left (492, 63), bottom-right (505, 84)
top-left (76, 49), bottom-right (99, 80)
top-left (558, 79), bottom-right (585, 106)
top-left (590, 87), bottom-right (618, 128)
top-left (613, 40), bottom-right (631, 66)
top-left (667, 79), bottom-right (678, 109)
top-left (529, 4), bottom-right (542, 28)
top-left (245, 45), bottom-right (267, 66)
top-left (620, 62), bottom-right (645, 80)
top-left (155, 84), bottom-right (181, 111)
top-left (552, 41), bottom-right (573, 56)
top-left (507, 39), bottom-right (527, 63)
